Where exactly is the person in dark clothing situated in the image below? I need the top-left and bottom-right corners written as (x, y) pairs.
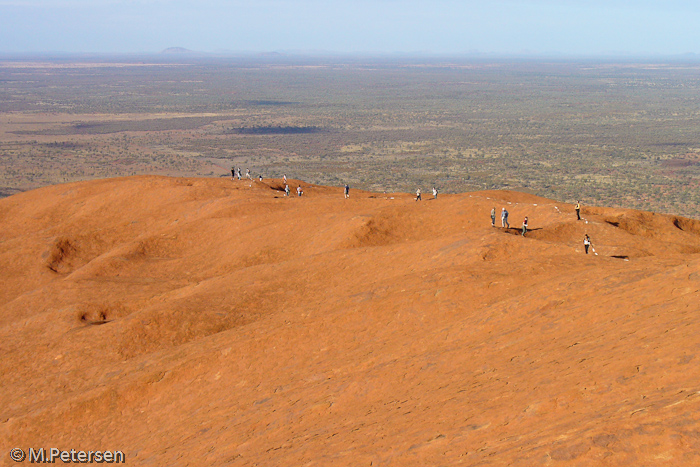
top-left (583, 234), bottom-right (591, 254)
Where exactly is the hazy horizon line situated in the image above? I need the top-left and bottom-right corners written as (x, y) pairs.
top-left (2, 49), bottom-right (700, 62)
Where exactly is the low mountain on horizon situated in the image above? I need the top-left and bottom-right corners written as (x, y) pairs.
top-left (161, 47), bottom-right (194, 54)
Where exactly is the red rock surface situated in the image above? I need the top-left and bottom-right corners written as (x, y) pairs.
top-left (1, 175), bottom-right (700, 465)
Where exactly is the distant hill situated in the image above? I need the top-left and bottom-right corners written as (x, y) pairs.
top-left (3, 176), bottom-right (700, 465)
top-left (161, 47), bottom-right (193, 54)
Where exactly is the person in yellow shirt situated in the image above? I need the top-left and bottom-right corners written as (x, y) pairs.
top-left (575, 201), bottom-right (581, 220)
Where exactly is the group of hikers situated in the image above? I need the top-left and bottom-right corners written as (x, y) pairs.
top-left (231, 167), bottom-right (254, 181)
top-left (489, 199), bottom-right (593, 253)
top-left (281, 174), bottom-right (304, 197)
top-left (414, 187), bottom-right (439, 201)
top-left (231, 169), bottom-right (594, 254)
top-left (576, 201), bottom-right (593, 253)
top-left (490, 206), bottom-right (529, 236)
top-left (232, 168), bottom-right (306, 197)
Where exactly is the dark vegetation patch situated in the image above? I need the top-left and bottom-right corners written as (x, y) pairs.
top-left (661, 158), bottom-right (697, 168)
top-left (71, 117), bottom-right (221, 134)
top-left (243, 100), bottom-right (298, 106)
top-left (229, 126), bottom-right (326, 135)
top-left (13, 117), bottom-right (220, 135)
top-left (651, 142), bottom-right (692, 147)
top-left (42, 141), bottom-right (85, 149)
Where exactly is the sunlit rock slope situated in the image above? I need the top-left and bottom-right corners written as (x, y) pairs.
top-left (1, 175), bottom-right (700, 466)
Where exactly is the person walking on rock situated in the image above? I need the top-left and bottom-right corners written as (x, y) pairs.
top-left (575, 201), bottom-right (581, 220)
top-left (491, 207), bottom-right (496, 227)
top-left (297, 185), bottom-right (303, 197)
top-left (501, 208), bottom-right (509, 228)
top-left (432, 187), bottom-right (438, 199)
top-left (284, 184), bottom-right (290, 197)
top-left (522, 216), bottom-right (528, 236)
top-left (245, 168), bottom-right (251, 180)
top-left (583, 234), bottom-right (591, 254)
top-left (231, 167), bottom-right (235, 180)
top-left (416, 188), bottom-right (422, 201)
top-left (283, 174), bottom-right (287, 184)
top-left (344, 184), bottom-right (350, 199)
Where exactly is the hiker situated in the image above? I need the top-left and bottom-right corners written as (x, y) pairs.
top-left (416, 188), bottom-right (422, 201)
top-left (575, 201), bottom-right (581, 220)
top-left (297, 185), bottom-right (303, 197)
top-left (245, 168), bottom-right (251, 180)
top-left (283, 174), bottom-right (287, 184)
top-left (491, 207), bottom-right (496, 227)
top-left (231, 167), bottom-right (235, 180)
top-left (501, 208), bottom-right (509, 228)
top-left (522, 216), bottom-right (528, 236)
top-left (583, 234), bottom-right (591, 254)
top-left (344, 184), bottom-right (349, 199)
top-left (259, 174), bottom-right (263, 182)
top-left (237, 168), bottom-right (242, 180)
top-left (284, 184), bottom-right (290, 197)
top-left (432, 187), bottom-right (438, 199)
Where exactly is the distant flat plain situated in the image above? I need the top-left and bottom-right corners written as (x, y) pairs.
top-left (1, 56), bottom-right (700, 217)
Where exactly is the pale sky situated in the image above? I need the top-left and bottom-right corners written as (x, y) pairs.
top-left (1, 0), bottom-right (699, 56)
